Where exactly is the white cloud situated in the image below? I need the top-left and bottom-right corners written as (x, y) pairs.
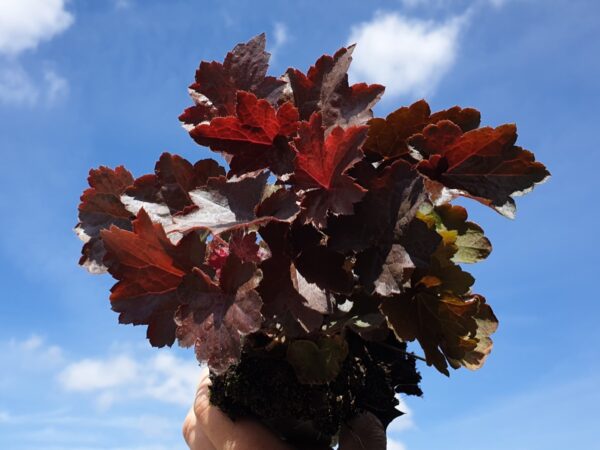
top-left (348, 11), bottom-right (468, 98)
top-left (389, 396), bottom-right (416, 432)
top-left (0, 0), bottom-right (74, 56)
top-left (59, 350), bottom-right (201, 409)
top-left (59, 355), bottom-right (140, 392)
top-left (0, 1), bottom-right (73, 107)
top-left (388, 439), bottom-right (408, 450)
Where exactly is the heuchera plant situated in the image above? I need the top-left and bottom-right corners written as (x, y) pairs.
top-left (76, 34), bottom-right (549, 447)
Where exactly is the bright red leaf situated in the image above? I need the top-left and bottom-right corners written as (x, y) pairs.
top-left (292, 113), bottom-right (368, 227)
top-left (190, 91), bottom-right (299, 175)
top-left (100, 209), bottom-right (207, 347)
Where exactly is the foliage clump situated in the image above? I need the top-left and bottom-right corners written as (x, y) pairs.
top-left (76, 34), bottom-right (549, 446)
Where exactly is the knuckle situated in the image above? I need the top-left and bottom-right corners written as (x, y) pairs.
top-left (193, 383), bottom-right (211, 421)
top-left (182, 414), bottom-right (195, 444)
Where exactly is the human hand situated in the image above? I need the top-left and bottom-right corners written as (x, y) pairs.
top-left (183, 368), bottom-right (387, 450)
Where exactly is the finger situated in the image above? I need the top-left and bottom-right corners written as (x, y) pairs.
top-left (183, 406), bottom-right (217, 450)
top-left (193, 375), bottom-right (292, 450)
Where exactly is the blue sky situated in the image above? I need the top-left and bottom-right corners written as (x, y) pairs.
top-left (0, 0), bottom-right (598, 449)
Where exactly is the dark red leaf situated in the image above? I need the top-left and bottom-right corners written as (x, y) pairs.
top-left (381, 292), bottom-right (497, 376)
top-left (258, 222), bottom-right (325, 335)
top-left (326, 159), bottom-right (424, 253)
top-left (363, 100), bottom-right (482, 160)
top-left (287, 45), bottom-right (384, 129)
top-left (122, 169), bottom-right (270, 238)
top-left (120, 154), bottom-right (227, 226)
top-left (180, 34), bottom-right (286, 127)
top-left (363, 100), bottom-right (431, 159)
top-left (227, 230), bottom-right (262, 264)
top-left (325, 160), bottom-right (424, 295)
top-left (255, 187), bottom-right (300, 221)
top-left (155, 153), bottom-right (199, 212)
top-left (154, 153), bottom-right (227, 214)
top-left (175, 254), bottom-right (263, 374)
top-left (429, 106), bottom-right (481, 132)
top-left (76, 166), bottom-right (134, 273)
top-left (398, 217), bottom-right (442, 269)
top-left (414, 121), bottom-right (551, 217)
top-left (283, 221), bottom-right (354, 294)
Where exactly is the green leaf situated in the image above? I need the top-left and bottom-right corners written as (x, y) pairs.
top-left (418, 203), bottom-right (492, 264)
top-left (286, 336), bottom-right (349, 384)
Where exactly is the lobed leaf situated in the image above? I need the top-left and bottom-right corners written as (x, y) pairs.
top-left (287, 45), bottom-right (384, 130)
top-left (291, 113), bottom-right (368, 227)
top-left (381, 291), bottom-right (497, 376)
top-left (175, 253), bottom-right (264, 374)
top-left (363, 100), bottom-right (481, 160)
top-left (76, 166), bottom-right (135, 273)
top-left (418, 203), bottom-right (492, 263)
top-left (179, 34), bottom-right (286, 128)
top-left (414, 121), bottom-right (550, 218)
top-left (258, 221), bottom-right (327, 335)
top-left (190, 91), bottom-right (299, 175)
top-left (101, 209), bottom-right (206, 347)
top-left (286, 335), bottom-right (349, 384)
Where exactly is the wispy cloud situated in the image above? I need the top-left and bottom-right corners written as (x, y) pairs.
top-left (0, 409), bottom-right (181, 449)
top-left (0, 63), bottom-right (37, 105)
top-left (4, 334), bottom-right (65, 368)
top-left (0, 63), bottom-right (69, 106)
top-left (44, 68), bottom-right (69, 102)
top-left (113, 0), bottom-right (133, 10)
top-left (347, 11), bottom-right (469, 99)
top-left (400, 0), bottom-right (509, 9)
top-left (269, 22), bottom-right (289, 64)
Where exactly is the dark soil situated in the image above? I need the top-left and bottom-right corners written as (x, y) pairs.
top-left (209, 332), bottom-right (422, 447)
